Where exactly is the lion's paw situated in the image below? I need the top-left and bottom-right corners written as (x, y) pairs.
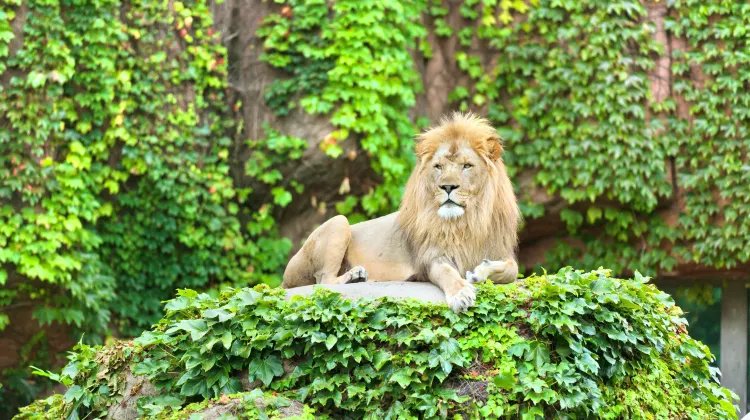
top-left (467, 259), bottom-right (494, 283)
top-left (343, 266), bottom-right (368, 284)
top-left (446, 281), bottom-right (476, 313)
top-left (466, 269), bottom-right (484, 284)
top-left (468, 259), bottom-right (517, 284)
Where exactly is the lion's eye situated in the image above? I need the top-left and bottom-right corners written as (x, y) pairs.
top-left (434, 164), bottom-right (442, 170)
top-left (463, 163), bottom-right (473, 169)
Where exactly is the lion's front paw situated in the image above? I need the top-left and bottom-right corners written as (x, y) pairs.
top-left (446, 281), bottom-right (476, 313)
top-left (343, 266), bottom-right (368, 284)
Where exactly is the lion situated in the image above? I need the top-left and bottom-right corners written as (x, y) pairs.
top-left (281, 112), bottom-right (521, 312)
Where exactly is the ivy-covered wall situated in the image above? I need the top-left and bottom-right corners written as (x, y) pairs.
top-left (0, 0), bottom-right (302, 412)
top-left (1, 0), bottom-right (748, 415)
top-left (256, 0), bottom-right (750, 277)
top-left (492, 0), bottom-right (750, 274)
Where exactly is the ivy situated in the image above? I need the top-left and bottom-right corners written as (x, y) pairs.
top-left (259, 0), bottom-right (427, 216)
top-left (0, 0), bottom-right (306, 411)
top-left (258, 0), bottom-right (750, 275)
top-left (16, 388), bottom-right (320, 420)
top-left (667, 0), bottom-right (750, 268)
top-left (432, 0), bottom-right (749, 274)
top-left (452, 0), bottom-right (676, 274)
top-left (18, 268), bottom-right (737, 419)
top-left (3, 0), bottom-right (749, 415)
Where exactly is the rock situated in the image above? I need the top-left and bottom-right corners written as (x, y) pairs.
top-left (105, 371), bottom-right (157, 420)
top-left (284, 281), bottom-right (447, 304)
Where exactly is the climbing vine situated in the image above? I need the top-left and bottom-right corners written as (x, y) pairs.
top-left (485, 0), bottom-right (678, 273)
top-left (667, 0), bottom-right (750, 268)
top-left (18, 269), bottom-right (739, 419)
top-left (259, 0), bottom-right (428, 217)
top-left (2, 0), bottom-right (749, 415)
top-left (440, 0), bottom-right (749, 274)
top-left (259, 0), bottom-right (749, 275)
top-left (0, 0), bottom-right (304, 412)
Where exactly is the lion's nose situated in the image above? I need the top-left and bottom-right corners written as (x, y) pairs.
top-left (440, 185), bottom-right (459, 194)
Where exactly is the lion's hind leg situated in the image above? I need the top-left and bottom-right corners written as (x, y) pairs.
top-left (336, 265), bottom-right (368, 284)
top-left (281, 215), bottom-right (368, 288)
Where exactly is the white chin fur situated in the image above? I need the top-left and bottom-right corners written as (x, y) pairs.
top-left (438, 204), bottom-right (465, 219)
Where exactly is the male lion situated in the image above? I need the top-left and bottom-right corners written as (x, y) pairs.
top-left (282, 113), bottom-right (521, 312)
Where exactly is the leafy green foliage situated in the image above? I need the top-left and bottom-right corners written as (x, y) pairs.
top-left (445, 0), bottom-right (750, 274)
top-left (259, 0), bottom-right (750, 275)
top-left (16, 388), bottom-right (319, 420)
top-left (259, 0), bottom-right (427, 216)
top-left (0, 0), bottom-right (306, 411)
top-left (447, 0), bottom-right (676, 273)
top-left (3, 0), bottom-right (749, 416)
top-left (18, 269), bottom-right (738, 419)
top-left (666, 1), bottom-right (750, 268)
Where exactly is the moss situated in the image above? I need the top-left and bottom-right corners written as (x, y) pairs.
top-left (150, 390), bottom-right (319, 420)
top-left (13, 394), bottom-right (67, 420)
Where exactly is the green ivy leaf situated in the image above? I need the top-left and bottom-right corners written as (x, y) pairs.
top-left (248, 355), bottom-right (284, 386)
top-left (27, 71), bottom-right (46, 88)
top-left (325, 334), bottom-right (337, 350)
top-left (64, 385), bottom-right (84, 403)
top-left (389, 370), bottom-right (413, 388)
top-left (525, 342), bottom-right (550, 370)
top-left (272, 187), bottom-right (293, 207)
top-left (372, 350), bottom-right (391, 371)
top-left (166, 320), bottom-right (209, 341)
top-left (575, 352), bottom-right (599, 375)
top-left (493, 370), bottom-right (516, 390)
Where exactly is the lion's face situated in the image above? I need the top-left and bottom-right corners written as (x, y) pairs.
top-left (398, 112), bottom-right (521, 275)
top-left (425, 143), bottom-right (489, 220)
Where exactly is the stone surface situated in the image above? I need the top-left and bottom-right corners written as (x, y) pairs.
top-left (105, 371), bottom-right (157, 420)
top-left (284, 281), bottom-right (447, 304)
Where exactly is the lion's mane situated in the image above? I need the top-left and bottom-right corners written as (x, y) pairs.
top-left (397, 113), bottom-right (521, 277)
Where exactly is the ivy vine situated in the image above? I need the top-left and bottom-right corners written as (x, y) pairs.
top-left (0, 0), bottom-right (304, 410)
top-left (19, 269), bottom-right (739, 419)
top-left (667, 0), bottom-right (750, 268)
top-left (259, 0), bottom-right (427, 217)
top-left (443, 0), bottom-right (749, 274)
top-left (259, 0), bottom-right (750, 275)
top-left (2, 0), bottom-right (749, 415)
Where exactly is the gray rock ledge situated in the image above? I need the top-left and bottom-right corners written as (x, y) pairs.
top-left (284, 281), bottom-right (446, 304)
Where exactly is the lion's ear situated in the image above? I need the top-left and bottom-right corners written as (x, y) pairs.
top-left (415, 134), bottom-right (439, 160)
top-left (486, 134), bottom-right (503, 161)
top-left (415, 140), bottom-right (429, 159)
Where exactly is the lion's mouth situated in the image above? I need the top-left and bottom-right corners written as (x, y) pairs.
top-left (438, 200), bottom-right (465, 219)
top-left (441, 199), bottom-right (464, 208)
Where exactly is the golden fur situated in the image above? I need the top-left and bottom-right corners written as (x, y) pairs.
top-left (398, 112), bottom-right (520, 278)
top-left (282, 112), bottom-right (521, 312)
